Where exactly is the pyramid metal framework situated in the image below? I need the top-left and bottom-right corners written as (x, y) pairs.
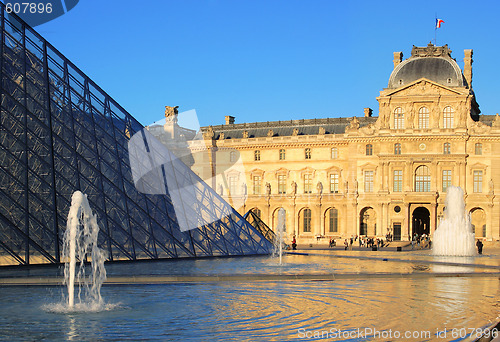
top-left (0, 6), bottom-right (273, 265)
top-left (244, 210), bottom-right (275, 244)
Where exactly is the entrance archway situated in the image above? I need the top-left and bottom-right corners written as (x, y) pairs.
top-left (359, 207), bottom-right (376, 236)
top-left (470, 208), bottom-right (486, 238)
top-left (412, 207), bottom-right (430, 237)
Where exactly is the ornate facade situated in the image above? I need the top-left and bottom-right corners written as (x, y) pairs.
top-left (156, 44), bottom-right (500, 244)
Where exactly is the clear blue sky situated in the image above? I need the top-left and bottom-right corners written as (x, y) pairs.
top-left (35, 0), bottom-right (500, 127)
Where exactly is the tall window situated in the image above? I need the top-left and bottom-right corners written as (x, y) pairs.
top-left (303, 208), bottom-right (312, 232)
top-left (443, 106), bottom-right (454, 128)
top-left (330, 174), bottom-right (339, 193)
top-left (305, 148), bottom-right (311, 159)
top-left (253, 176), bottom-right (261, 194)
top-left (304, 174), bottom-right (313, 193)
top-left (473, 171), bottom-right (483, 193)
top-left (279, 149), bottom-right (286, 160)
top-left (394, 107), bottom-right (404, 129)
top-left (394, 143), bottom-right (401, 155)
top-left (328, 208), bottom-right (338, 233)
top-left (443, 142), bottom-right (451, 154)
top-left (364, 171), bottom-right (374, 192)
top-left (442, 170), bottom-right (452, 192)
top-left (230, 151), bottom-right (237, 162)
top-left (393, 170), bottom-right (402, 192)
top-left (366, 144), bottom-right (373, 156)
top-left (415, 165), bottom-right (431, 192)
top-left (475, 143), bottom-right (482, 155)
top-left (278, 175), bottom-right (286, 194)
top-left (254, 150), bottom-right (261, 161)
top-left (229, 176), bottom-right (237, 194)
top-left (418, 106), bottom-right (429, 129)
top-left (331, 147), bottom-right (338, 159)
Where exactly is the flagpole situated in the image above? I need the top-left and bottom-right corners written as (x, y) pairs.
top-left (434, 15), bottom-right (437, 45)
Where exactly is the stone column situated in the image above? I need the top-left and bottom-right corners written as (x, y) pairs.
top-left (430, 203), bottom-right (437, 235)
top-left (487, 203), bottom-right (493, 240)
top-left (458, 162), bottom-right (466, 190)
top-left (404, 202), bottom-right (410, 240)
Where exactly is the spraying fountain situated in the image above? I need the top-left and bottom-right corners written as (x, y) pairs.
top-left (273, 208), bottom-right (286, 265)
top-left (62, 191), bottom-right (107, 310)
top-left (432, 186), bottom-right (476, 256)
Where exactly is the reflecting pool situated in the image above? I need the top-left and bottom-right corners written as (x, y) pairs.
top-left (0, 249), bottom-right (499, 341)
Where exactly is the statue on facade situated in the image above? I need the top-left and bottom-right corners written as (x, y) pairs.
top-left (493, 113), bottom-right (500, 128)
top-left (203, 126), bottom-right (215, 140)
top-left (164, 105), bottom-right (179, 118)
top-left (348, 117), bottom-right (359, 129)
top-left (290, 181), bottom-right (297, 195)
top-left (241, 183), bottom-right (247, 196)
top-left (265, 182), bottom-right (271, 195)
top-left (489, 179), bottom-right (494, 194)
top-left (316, 181), bottom-right (323, 194)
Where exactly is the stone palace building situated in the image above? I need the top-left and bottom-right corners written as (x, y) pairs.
top-left (150, 43), bottom-right (500, 245)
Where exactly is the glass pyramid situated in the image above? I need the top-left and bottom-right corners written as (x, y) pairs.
top-left (243, 210), bottom-right (276, 243)
top-left (0, 6), bottom-right (273, 265)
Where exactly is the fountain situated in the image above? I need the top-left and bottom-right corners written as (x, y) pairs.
top-left (273, 208), bottom-right (286, 265)
top-left (62, 191), bottom-right (107, 310)
top-left (432, 186), bottom-right (476, 256)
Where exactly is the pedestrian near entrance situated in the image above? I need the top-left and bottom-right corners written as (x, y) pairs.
top-left (476, 239), bottom-right (483, 254)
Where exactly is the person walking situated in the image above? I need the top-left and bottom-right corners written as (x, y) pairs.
top-left (476, 239), bottom-right (484, 255)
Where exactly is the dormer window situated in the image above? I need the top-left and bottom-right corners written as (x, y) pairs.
top-left (398, 80), bottom-right (403, 86)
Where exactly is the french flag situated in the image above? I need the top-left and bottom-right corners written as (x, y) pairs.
top-left (436, 18), bottom-right (445, 29)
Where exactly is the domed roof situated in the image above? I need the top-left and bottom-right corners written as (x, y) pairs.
top-left (388, 44), bottom-right (465, 88)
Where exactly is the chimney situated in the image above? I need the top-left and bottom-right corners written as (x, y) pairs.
top-left (364, 108), bottom-right (373, 117)
top-left (393, 52), bottom-right (403, 69)
top-left (464, 49), bottom-right (473, 89)
top-left (225, 115), bottom-right (235, 125)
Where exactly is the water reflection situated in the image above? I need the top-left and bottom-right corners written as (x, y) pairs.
top-left (0, 249), bottom-right (499, 341)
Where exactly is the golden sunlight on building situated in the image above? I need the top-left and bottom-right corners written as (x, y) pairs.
top-left (152, 43), bottom-right (500, 245)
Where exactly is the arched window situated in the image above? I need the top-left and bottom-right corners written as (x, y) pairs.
top-left (301, 208), bottom-right (312, 232)
top-left (415, 165), bottom-right (431, 192)
top-left (443, 142), bottom-right (451, 154)
top-left (254, 150), bottom-right (261, 161)
top-left (394, 107), bottom-right (404, 129)
top-left (443, 106), bottom-right (454, 128)
top-left (418, 107), bottom-right (429, 129)
top-left (394, 143), bottom-right (401, 155)
top-left (327, 208), bottom-right (338, 233)
top-left (475, 143), bottom-right (482, 155)
top-left (366, 144), bottom-right (373, 156)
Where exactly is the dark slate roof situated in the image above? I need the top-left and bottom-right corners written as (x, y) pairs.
top-left (388, 44), bottom-right (465, 89)
top-left (202, 116), bottom-right (378, 139)
top-left (479, 114), bottom-right (495, 126)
